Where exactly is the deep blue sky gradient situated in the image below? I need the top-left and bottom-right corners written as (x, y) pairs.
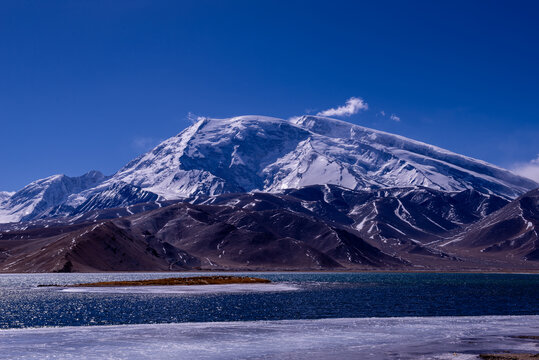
top-left (1, 0), bottom-right (538, 190)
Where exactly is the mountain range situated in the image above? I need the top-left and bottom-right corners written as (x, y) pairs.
top-left (0, 115), bottom-right (537, 272)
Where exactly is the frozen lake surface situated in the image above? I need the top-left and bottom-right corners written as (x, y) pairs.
top-left (0, 315), bottom-right (537, 359)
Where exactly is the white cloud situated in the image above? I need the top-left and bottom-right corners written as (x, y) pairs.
top-left (379, 110), bottom-right (386, 116)
top-left (317, 97), bottom-right (368, 117)
top-left (187, 112), bottom-right (206, 124)
top-left (390, 114), bottom-right (401, 122)
top-left (512, 155), bottom-right (539, 182)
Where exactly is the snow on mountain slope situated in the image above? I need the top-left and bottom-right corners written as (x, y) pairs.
top-left (71, 182), bottom-right (159, 215)
top-left (109, 115), bottom-right (537, 200)
top-left (110, 116), bottom-right (309, 198)
top-left (0, 191), bottom-right (14, 205)
top-left (0, 171), bottom-right (106, 223)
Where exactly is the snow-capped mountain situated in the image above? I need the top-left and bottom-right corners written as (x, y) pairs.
top-left (0, 115), bottom-right (537, 223)
top-left (0, 171), bottom-right (106, 223)
top-left (109, 115), bottom-right (536, 199)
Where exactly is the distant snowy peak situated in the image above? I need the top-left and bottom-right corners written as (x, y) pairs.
top-left (0, 171), bottom-right (106, 223)
top-left (0, 191), bottom-right (14, 204)
top-left (110, 115), bottom-right (537, 200)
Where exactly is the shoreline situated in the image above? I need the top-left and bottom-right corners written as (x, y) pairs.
top-left (3, 314), bottom-right (539, 331)
top-left (3, 269), bottom-right (539, 275)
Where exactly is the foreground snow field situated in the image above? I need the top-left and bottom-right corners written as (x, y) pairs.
top-left (0, 316), bottom-right (537, 359)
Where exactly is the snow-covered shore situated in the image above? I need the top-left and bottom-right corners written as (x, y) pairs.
top-left (0, 315), bottom-right (537, 359)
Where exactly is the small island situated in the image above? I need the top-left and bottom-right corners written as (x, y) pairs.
top-left (40, 275), bottom-right (271, 288)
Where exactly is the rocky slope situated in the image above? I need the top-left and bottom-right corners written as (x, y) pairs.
top-left (441, 188), bottom-right (539, 262)
top-left (2, 186), bottom-right (537, 272)
top-left (0, 201), bottom-right (405, 272)
top-left (193, 185), bottom-right (509, 248)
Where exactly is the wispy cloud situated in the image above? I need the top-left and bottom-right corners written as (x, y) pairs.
top-left (317, 97), bottom-right (368, 117)
top-left (187, 112), bottom-right (206, 124)
top-left (512, 155), bottom-right (539, 182)
top-left (378, 110), bottom-right (400, 122)
top-left (132, 137), bottom-right (159, 151)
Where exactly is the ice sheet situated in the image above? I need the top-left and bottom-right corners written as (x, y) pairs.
top-left (0, 316), bottom-right (538, 359)
top-left (59, 283), bottom-right (298, 294)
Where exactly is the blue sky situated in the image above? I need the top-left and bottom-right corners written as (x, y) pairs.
top-left (1, 0), bottom-right (538, 191)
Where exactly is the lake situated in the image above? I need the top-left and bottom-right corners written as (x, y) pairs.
top-left (0, 272), bottom-right (538, 359)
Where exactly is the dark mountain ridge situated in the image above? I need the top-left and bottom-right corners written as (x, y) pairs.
top-left (1, 185), bottom-right (537, 272)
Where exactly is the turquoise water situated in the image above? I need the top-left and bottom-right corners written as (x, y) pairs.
top-left (1, 272), bottom-right (538, 329)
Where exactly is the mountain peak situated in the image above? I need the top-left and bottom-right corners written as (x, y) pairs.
top-left (107, 115), bottom-right (536, 200)
top-left (0, 115), bottom-right (537, 223)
